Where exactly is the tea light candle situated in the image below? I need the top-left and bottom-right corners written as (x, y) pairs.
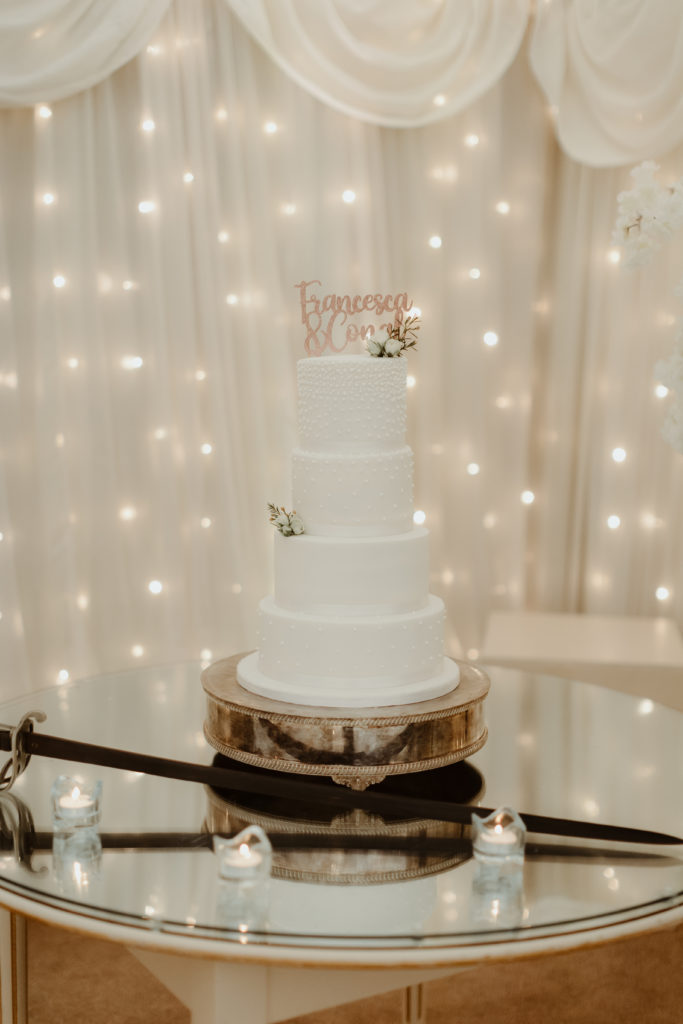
top-left (51, 776), bottom-right (102, 829)
top-left (472, 807), bottom-right (526, 863)
top-left (213, 825), bottom-right (272, 881)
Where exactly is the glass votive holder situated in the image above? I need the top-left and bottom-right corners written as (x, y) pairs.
top-left (213, 825), bottom-right (272, 934)
top-left (51, 776), bottom-right (102, 831)
top-left (213, 824), bottom-right (272, 881)
top-left (472, 807), bottom-right (526, 866)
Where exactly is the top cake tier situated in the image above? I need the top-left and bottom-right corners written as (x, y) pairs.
top-left (297, 355), bottom-right (407, 453)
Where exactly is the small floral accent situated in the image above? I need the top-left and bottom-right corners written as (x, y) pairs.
top-left (267, 503), bottom-right (305, 536)
top-left (366, 315), bottom-right (420, 358)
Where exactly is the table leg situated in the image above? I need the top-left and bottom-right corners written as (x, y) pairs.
top-left (402, 984), bottom-right (425, 1024)
top-left (0, 911), bottom-right (27, 1024)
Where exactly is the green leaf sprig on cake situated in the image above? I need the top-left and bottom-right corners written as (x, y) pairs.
top-left (267, 503), bottom-right (305, 537)
top-left (366, 315), bottom-right (420, 358)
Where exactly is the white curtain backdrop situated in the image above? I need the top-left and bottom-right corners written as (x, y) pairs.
top-left (1, 0), bottom-right (682, 695)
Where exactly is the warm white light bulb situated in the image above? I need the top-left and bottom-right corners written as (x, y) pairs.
top-left (607, 515), bottom-right (621, 529)
top-left (468, 268), bottom-right (481, 279)
top-left (406, 375), bottom-right (416, 388)
top-left (200, 443), bottom-right (213, 455)
top-left (342, 190), bottom-right (356, 204)
top-left (655, 586), bottom-right (670, 601)
top-left (483, 331), bottom-right (499, 346)
top-left (521, 490), bottom-right (535, 505)
top-left (121, 356), bottom-right (143, 369)
top-left (495, 201), bottom-right (510, 214)
top-left (53, 275), bottom-right (66, 288)
top-left (148, 580), bottom-right (163, 594)
top-left (141, 119), bottom-right (155, 133)
top-left (464, 133), bottom-right (479, 147)
top-left (611, 447), bottom-right (626, 463)
top-left (429, 236), bottom-right (442, 249)
top-left (467, 463), bottom-right (480, 476)
top-left (138, 200), bottom-right (156, 214)
top-left (413, 510), bottom-right (426, 525)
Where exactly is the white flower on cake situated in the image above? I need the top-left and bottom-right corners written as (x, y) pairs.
top-left (268, 503), bottom-right (305, 537)
top-left (612, 162), bottom-right (683, 454)
top-left (365, 315), bottom-right (420, 359)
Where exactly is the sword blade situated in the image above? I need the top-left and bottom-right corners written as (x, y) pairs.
top-left (2, 728), bottom-right (681, 846)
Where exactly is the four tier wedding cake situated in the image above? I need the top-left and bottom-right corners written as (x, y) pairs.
top-left (236, 345), bottom-right (461, 709)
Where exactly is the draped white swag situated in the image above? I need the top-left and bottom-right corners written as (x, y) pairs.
top-left (0, 0), bottom-right (682, 695)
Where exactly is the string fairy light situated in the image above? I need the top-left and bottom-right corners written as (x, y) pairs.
top-left (429, 236), bottom-right (442, 248)
top-left (433, 94), bottom-right (446, 107)
top-left (413, 510), bottom-right (426, 525)
top-left (342, 190), bottom-right (356, 204)
top-left (467, 463), bottom-right (480, 476)
top-left (521, 491), bottom-right (535, 505)
top-left (52, 275), bottom-right (66, 288)
top-left (607, 515), bottom-right (621, 529)
top-left (141, 119), bottom-right (155, 133)
top-left (495, 200), bottom-right (510, 214)
top-left (41, 192), bottom-right (55, 205)
top-left (468, 267), bottom-right (481, 279)
top-left (483, 331), bottom-right (499, 347)
top-left (611, 447), bottom-right (627, 462)
top-left (655, 384), bottom-right (669, 398)
top-left (121, 356), bottom-right (143, 369)
top-left (263, 121), bottom-right (278, 134)
top-left (183, 172), bottom-right (194, 183)
top-left (225, 294), bottom-right (238, 305)
top-left (200, 443), bottom-right (213, 455)
top-left (138, 200), bottom-right (156, 214)
top-left (655, 586), bottom-right (670, 601)
top-left (148, 580), bottom-right (163, 594)
top-left (37, 105), bottom-right (52, 120)
top-left (464, 133), bottom-right (479, 147)
top-left (406, 375), bottom-right (416, 388)
top-left (217, 230), bottom-right (230, 243)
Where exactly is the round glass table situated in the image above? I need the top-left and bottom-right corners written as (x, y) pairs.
top-left (0, 662), bottom-right (680, 1023)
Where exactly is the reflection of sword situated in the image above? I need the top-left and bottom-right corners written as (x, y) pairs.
top-left (2, 830), bottom-right (681, 864)
top-left (0, 716), bottom-right (681, 846)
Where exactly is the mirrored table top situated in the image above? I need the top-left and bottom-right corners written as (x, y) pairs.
top-left (0, 662), bottom-right (680, 958)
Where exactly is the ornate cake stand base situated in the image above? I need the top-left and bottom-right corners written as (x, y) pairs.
top-left (202, 654), bottom-right (489, 790)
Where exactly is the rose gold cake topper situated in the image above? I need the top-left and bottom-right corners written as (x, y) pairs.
top-left (294, 280), bottom-right (414, 355)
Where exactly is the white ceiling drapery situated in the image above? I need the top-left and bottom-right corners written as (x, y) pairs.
top-left (3, 0), bottom-right (683, 167)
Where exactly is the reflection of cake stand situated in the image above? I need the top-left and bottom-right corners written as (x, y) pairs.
top-left (202, 654), bottom-right (489, 790)
top-left (204, 758), bottom-right (484, 884)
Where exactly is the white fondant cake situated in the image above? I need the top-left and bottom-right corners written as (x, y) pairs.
top-left (237, 353), bottom-right (460, 708)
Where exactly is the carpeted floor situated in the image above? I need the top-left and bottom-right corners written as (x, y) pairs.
top-left (27, 918), bottom-right (683, 1023)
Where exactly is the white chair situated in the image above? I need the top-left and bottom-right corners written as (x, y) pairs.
top-left (480, 611), bottom-right (683, 711)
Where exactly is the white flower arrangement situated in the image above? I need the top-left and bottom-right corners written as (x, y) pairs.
top-left (613, 161), bottom-right (683, 454)
top-left (267, 503), bottom-right (304, 536)
top-left (365, 315), bottom-right (420, 358)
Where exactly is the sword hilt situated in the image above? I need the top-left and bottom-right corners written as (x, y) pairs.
top-left (0, 711), bottom-right (47, 792)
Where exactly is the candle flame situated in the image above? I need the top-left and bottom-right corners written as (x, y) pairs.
top-left (493, 824), bottom-right (503, 834)
top-left (71, 786), bottom-right (81, 800)
top-left (238, 842), bottom-right (250, 859)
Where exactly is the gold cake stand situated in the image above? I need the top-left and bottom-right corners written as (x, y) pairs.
top-left (202, 654), bottom-right (489, 790)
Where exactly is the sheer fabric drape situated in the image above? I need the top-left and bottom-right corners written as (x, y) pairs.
top-left (0, 0), bottom-right (682, 695)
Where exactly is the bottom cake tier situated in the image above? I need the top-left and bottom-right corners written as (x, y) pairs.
top-left (237, 595), bottom-right (460, 708)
